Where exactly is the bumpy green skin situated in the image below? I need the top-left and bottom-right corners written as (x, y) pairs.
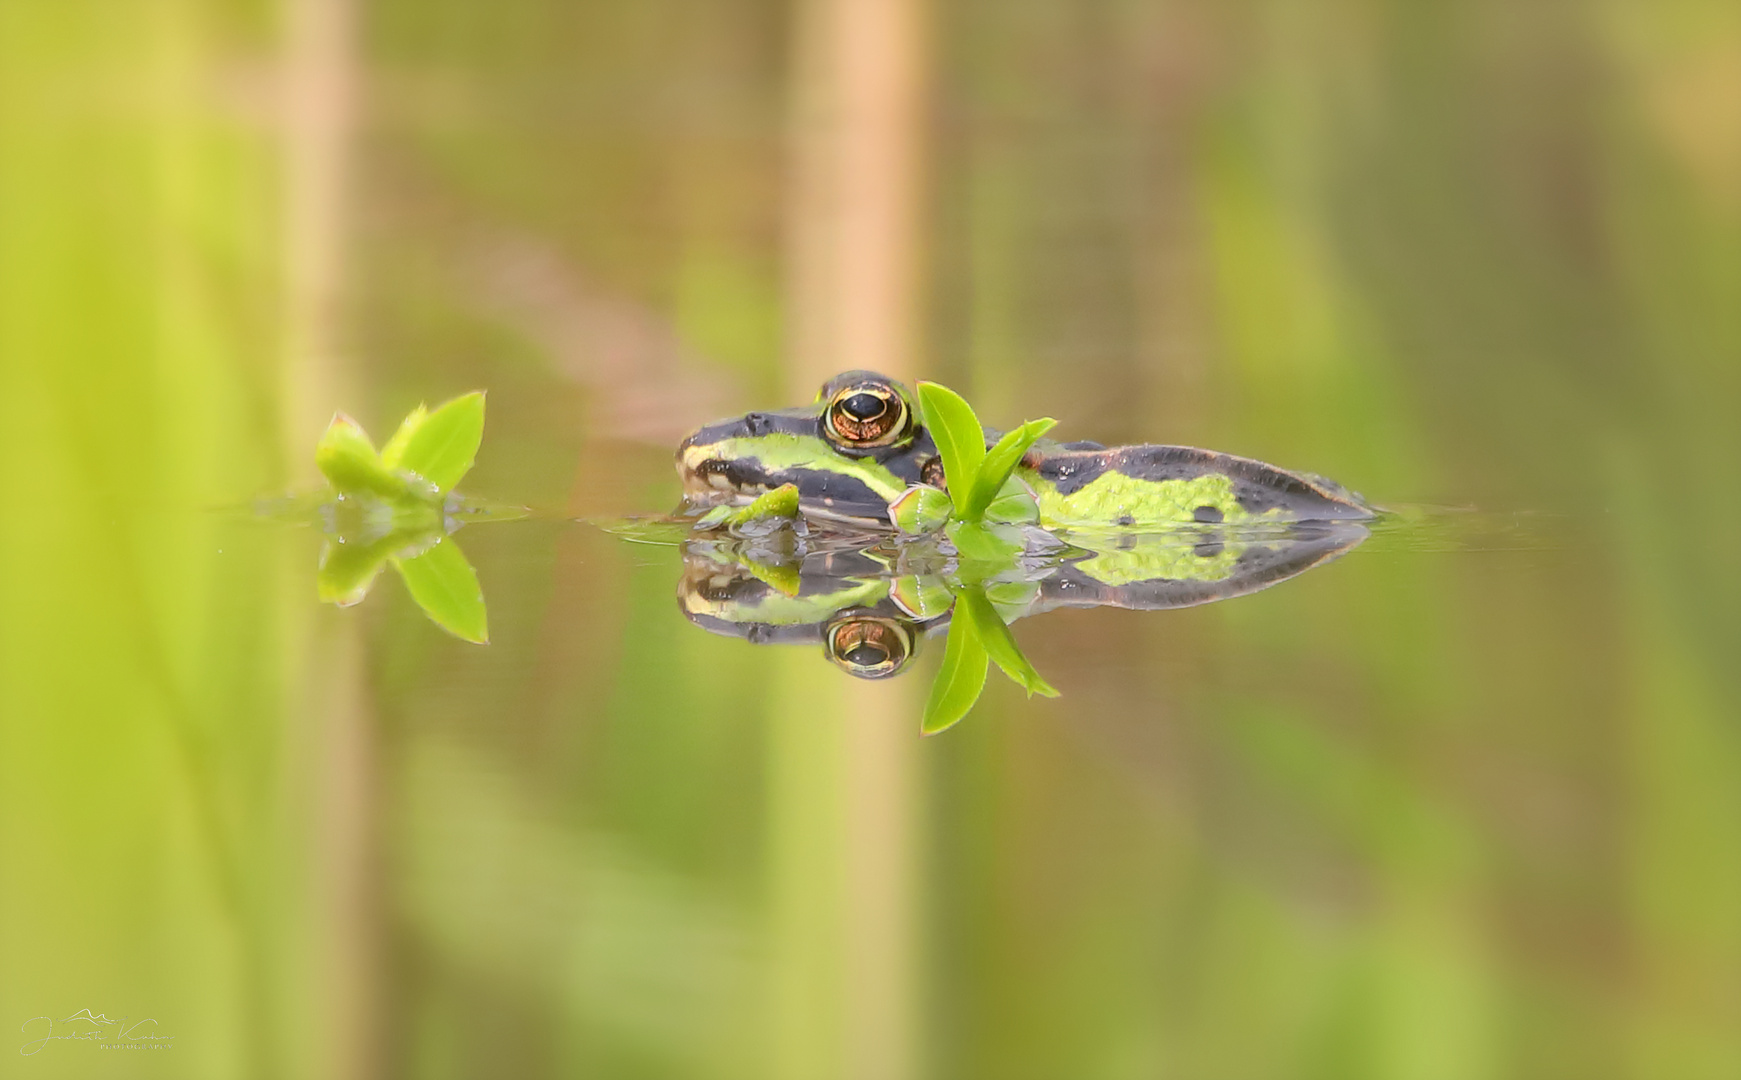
top-left (1008, 436), bottom-right (1374, 528)
top-left (1026, 471), bottom-right (1258, 529)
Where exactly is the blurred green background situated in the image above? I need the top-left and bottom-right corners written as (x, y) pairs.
top-left (2, 0), bottom-right (1739, 1077)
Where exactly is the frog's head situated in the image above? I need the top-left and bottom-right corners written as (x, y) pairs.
top-left (677, 371), bottom-right (946, 524)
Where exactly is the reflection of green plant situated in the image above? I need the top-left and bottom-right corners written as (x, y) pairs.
top-left (891, 381), bottom-right (1062, 732)
top-left (922, 583), bottom-right (1059, 734)
top-left (313, 393), bottom-right (491, 643)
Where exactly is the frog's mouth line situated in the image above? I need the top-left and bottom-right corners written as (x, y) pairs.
top-left (679, 451), bottom-right (772, 505)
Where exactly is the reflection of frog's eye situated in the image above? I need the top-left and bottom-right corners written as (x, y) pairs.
top-left (825, 616), bottom-right (915, 679)
top-left (823, 382), bottom-right (911, 450)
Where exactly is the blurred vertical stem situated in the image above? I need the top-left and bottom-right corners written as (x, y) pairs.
top-left (284, 0), bottom-right (378, 1078)
top-left (776, 0), bottom-right (927, 1075)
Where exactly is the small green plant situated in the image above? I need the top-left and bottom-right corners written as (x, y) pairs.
top-left (900, 381), bottom-right (1062, 733)
top-left (313, 393), bottom-right (492, 643)
top-left (316, 392), bottom-right (487, 505)
top-left (894, 382), bottom-right (1056, 561)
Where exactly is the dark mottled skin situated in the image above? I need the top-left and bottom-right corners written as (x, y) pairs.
top-left (1028, 443), bottom-right (1372, 521)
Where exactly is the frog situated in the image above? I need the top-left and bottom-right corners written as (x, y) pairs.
top-left (677, 371), bottom-right (1374, 529)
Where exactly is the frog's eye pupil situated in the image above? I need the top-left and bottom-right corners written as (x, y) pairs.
top-left (842, 392), bottom-right (885, 420)
top-left (824, 382), bottom-right (910, 449)
top-left (843, 644), bottom-right (889, 668)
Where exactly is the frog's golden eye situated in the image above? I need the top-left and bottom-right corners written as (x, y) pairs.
top-left (823, 382), bottom-right (911, 449)
top-left (824, 616), bottom-right (916, 679)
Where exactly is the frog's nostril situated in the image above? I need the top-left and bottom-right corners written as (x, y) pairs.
top-left (744, 412), bottom-right (771, 435)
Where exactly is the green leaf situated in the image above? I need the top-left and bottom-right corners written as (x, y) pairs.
top-left (921, 604), bottom-right (989, 735)
top-left (316, 536), bottom-right (390, 607)
top-left (888, 484), bottom-right (953, 535)
top-left (388, 392), bottom-right (486, 492)
top-left (916, 382), bottom-right (987, 518)
top-left (392, 535), bottom-right (489, 643)
top-left (965, 418), bottom-right (1056, 519)
top-left (946, 519), bottom-right (1022, 564)
top-left (959, 588), bottom-right (1058, 697)
top-left (890, 574), bottom-right (954, 620)
top-left (315, 413), bottom-right (417, 500)
top-left (982, 476), bottom-right (1041, 525)
top-left (378, 403), bottom-right (428, 469)
top-left (984, 578), bottom-right (1042, 619)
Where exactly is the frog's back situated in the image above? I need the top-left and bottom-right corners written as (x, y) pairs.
top-left (1020, 442), bottom-right (1375, 527)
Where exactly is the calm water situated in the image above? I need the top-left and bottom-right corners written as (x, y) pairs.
top-left (4, 1), bottom-right (1740, 1078)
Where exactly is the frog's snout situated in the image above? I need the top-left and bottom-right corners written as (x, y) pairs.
top-left (676, 413), bottom-right (782, 501)
top-left (677, 425), bottom-right (771, 504)
top-left (677, 441), bottom-right (734, 500)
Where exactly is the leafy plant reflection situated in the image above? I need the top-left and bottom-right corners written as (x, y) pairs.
top-left (310, 392), bottom-right (520, 644)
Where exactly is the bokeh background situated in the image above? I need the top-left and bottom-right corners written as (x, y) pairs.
top-left (2, 0), bottom-right (1739, 1077)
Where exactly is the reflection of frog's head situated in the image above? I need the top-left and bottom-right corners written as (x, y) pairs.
top-left (677, 371), bottom-right (946, 524)
top-left (821, 614), bottom-right (918, 679)
top-left (678, 550), bottom-right (941, 679)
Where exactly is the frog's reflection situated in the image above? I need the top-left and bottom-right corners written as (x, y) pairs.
top-left (679, 522), bottom-right (1370, 681)
top-left (681, 546), bottom-right (943, 678)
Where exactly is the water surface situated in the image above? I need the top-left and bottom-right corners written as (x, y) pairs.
top-left (3, 2), bottom-right (1739, 1078)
